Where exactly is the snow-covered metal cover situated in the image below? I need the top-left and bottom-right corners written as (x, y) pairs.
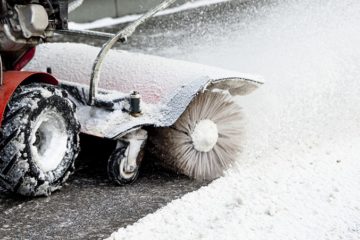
top-left (26, 43), bottom-right (263, 138)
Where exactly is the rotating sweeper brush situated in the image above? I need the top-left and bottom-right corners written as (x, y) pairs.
top-left (149, 91), bottom-right (243, 180)
top-left (0, 0), bottom-right (262, 196)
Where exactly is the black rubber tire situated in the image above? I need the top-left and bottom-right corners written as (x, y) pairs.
top-left (107, 141), bottom-right (140, 185)
top-left (0, 83), bottom-right (80, 196)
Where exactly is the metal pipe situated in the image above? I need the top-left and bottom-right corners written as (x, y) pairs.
top-left (88, 0), bottom-right (177, 105)
top-left (55, 29), bottom-right (115, 40)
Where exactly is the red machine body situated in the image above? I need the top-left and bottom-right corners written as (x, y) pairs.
top-left (0, 0), bottom-right (68, 128)
top-left (0, 71), bottom-right (58, 127)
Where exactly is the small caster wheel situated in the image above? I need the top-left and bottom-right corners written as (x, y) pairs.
top-left (107, 141), bottom-right (140, 185)
top-left (107, 129), bottom-right (147, 185)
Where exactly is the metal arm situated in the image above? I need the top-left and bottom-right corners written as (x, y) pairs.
top-left (88, 0), bottom-right (177, 106)
top-left (55, 29), bottom-right (115, 39)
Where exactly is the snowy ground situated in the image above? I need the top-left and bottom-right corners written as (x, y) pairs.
top-left (107, 0), bottom-right (360, 239)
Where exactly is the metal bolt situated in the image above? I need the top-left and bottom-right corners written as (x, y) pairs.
top-left (130, 91), bottom-right (141, 115)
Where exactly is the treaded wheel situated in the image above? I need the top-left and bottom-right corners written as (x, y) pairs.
top-left (0, 83), bottom-right (80, 196)
top-left (107, 141), bottom-right (140, 185)
top-left (149, 90), bottom-right (243, 180)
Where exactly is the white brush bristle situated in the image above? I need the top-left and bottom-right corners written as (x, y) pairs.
top-left (149, 90), bottom-right (243, 180)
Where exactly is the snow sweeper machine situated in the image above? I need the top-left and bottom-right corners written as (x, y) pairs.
top-left (0, 0), bottom-right (262, 196)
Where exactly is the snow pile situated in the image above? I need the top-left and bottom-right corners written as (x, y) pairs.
top-left (69, 0), bottom-right (231, 30)
top-left (107, 0), bottom-right (360, 239)
top-left (68, 0), bottom-right (84, 12)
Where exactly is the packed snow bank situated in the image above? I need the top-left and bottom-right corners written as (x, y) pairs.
top-left (107, 140), bottom-right (360, 240)
top-left (69, 0), bottom-right (231, 30)
top-left (107, 0), bottom-right (360, 239)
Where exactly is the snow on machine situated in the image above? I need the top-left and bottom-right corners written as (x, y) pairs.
top-left (0, 0), bottom-right (262, 196)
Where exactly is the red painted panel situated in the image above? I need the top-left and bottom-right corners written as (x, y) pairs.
top-left (13, 47), bottom-right (36, 71)
top-left (0, 71), bottom-right (58, 128)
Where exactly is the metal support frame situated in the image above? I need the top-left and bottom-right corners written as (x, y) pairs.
top-left (56, 29), bottom-right (115, 39)
top-left (88, 0), bottom-right (177, 105)
top-left (121, 129), bottom-right (148, 173)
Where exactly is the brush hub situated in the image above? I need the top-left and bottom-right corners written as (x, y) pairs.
top-left (191, 119), bottom-right (218, 152)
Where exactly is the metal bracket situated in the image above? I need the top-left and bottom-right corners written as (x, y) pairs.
top-left (120, 129), bottom-right (148, 173)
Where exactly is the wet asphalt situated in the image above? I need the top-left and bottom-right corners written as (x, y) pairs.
top-left (0, 0), bottom-right (265, 239)
top-left (0, 135), bottom-right (208, 240)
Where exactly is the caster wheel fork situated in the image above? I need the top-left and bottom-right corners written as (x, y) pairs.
top-left (107, 129), bottom-right (147, 185)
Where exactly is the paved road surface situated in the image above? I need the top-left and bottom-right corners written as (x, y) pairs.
top-left (0, 135), bottom-right (207, 239)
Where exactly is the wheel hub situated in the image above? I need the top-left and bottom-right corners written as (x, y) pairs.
top-left (30, 110), bottom-right (68, 172)
top-left (191, 119), bottom-right (218, 152)
top-left (119, 154), bottom-right (137, 180)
